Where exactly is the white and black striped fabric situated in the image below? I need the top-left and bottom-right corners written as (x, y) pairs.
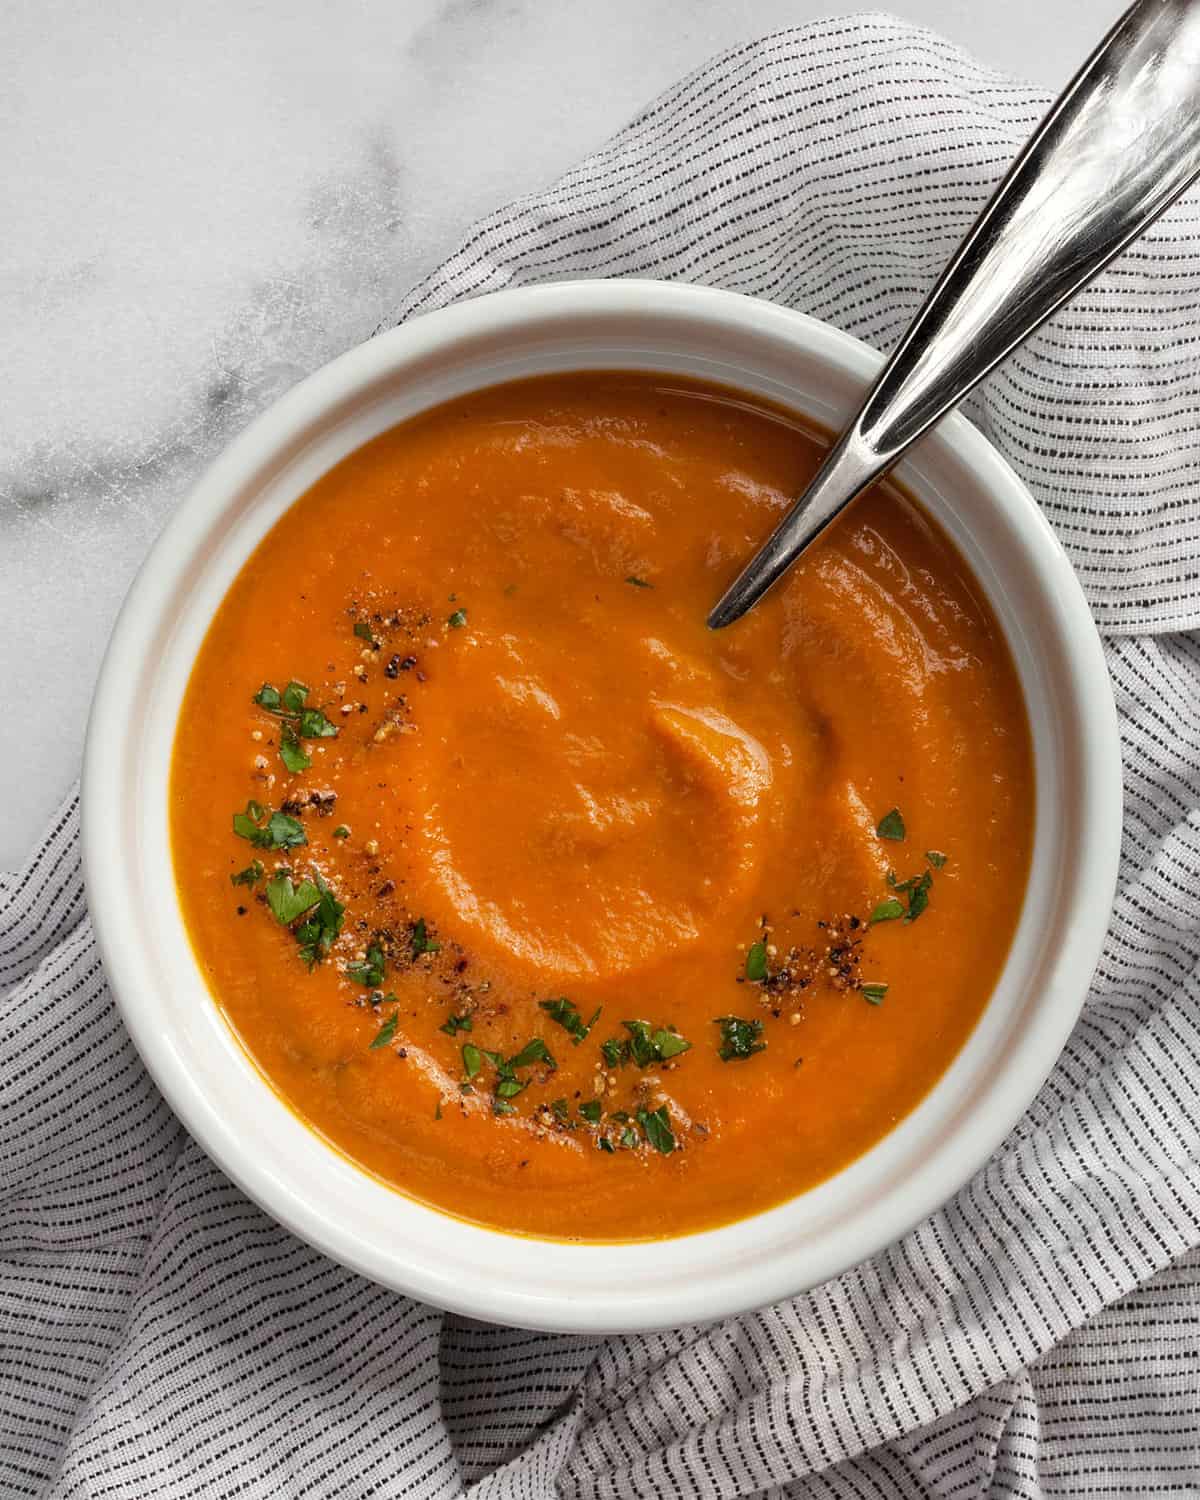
top-left (5, 14), bottom-right (1200, 1496)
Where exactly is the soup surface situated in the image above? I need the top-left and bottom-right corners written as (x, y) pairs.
top-left (172, 372), bottom-right (1033, 1240)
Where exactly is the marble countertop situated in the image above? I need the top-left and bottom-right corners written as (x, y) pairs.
top-left (4, 0), bottom-right (1102, 866)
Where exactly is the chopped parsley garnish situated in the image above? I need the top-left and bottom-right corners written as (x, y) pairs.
top-left (278, 724), bottom-right (311, 773)
top-left (601, 1020), bottom-right (692, 1069)
top-left (876, 807), bottom-right (906, 841)
top-left (294, 875), bottom-right (345, 968)
top-left (508, 1037), bottom-right (554, 1069)
top-left (297, 707), bottom-right (338, 740)
top-left (624, 576), bottom-right (652, 588)
top-left (347, 939), bottom-right (385, 988)
top-left (447, 608), bottom-right (467, 629)
top-left (745, 940), bottom-right (768, 982)
top-left (252, 680), bottom-right (338, 770)
top-left (460, 1037), bottom-right (556, 1111)
top-left (538, 996), bottom-right (601, 1045)
top-left (265, 873), bottom-right (322, 925)
top-left (870, 853), bottom-right (942, 927)
top-left (230, 859), bottom-right (264, 888)
top-left (264, 870), bottom-right (344, 968)
top-left (549, 1097), bottom-right (571, 1123)
top-left (579, 1099), bottom-right (602, 1124)
top-left (411, 917), bottom-right (440, 957)
top-left (440, 1014), bottom-right (472, 1036)
top-left (715, 1015), bottom-right (766, 1062)
top-left (905, 872), bottom-right (932, 922)
top-left (232, 801), bottom-right (307, 850)
top-left (353, 621), bottom-right (376, 645)
top-left (637, 1105), bottom-right (675, 1154)
top-left (332, 825), bottom-right (350, 840)
top-left (600, 1038), bottom-right (625, 1068)
top-left (619, 1126), bottom-right (639, 1150)
top-left (598, 1136), bottom-right (615, 1153)
top-left (861, 983), bottom-right (889, 1005)
top-left (885, 867), bottom-right (934, 923)
top-left (369, 1003), bottom-right (400, 1050)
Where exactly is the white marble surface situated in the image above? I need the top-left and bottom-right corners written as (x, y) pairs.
top-left (3, 0), bottom-right (1107, 866)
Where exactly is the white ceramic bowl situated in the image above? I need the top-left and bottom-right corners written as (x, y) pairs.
top-left (82, 280), bottom-right (1122, 1333)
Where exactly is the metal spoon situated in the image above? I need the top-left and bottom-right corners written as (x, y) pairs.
top-left (708, 0), bottom-right (1200, 629)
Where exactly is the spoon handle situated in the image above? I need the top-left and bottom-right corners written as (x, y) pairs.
top-left (709, 0), bottom-right (1200, 628)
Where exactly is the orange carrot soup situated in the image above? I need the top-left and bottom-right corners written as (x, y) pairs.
top-left (171, 371), bottom-right (1033, 1241)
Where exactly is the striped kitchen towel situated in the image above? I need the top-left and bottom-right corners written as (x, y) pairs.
top-left (5, 13), bottom-right (1200, 1497)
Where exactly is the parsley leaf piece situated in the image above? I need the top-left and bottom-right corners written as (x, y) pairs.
top-left (622, 1020), bottom-right (658, 1068)
top-left (347, 940), bottom-right (385, 989)
top-left (232, 805), bottom-right (264, 843)
top-left (495, 1078), bottom-right (526, 1099)
top-left (461, 1043), bottom-right (483, 1080)
top-left (861, 983), bottom-right (889, 1005)
top-left (265, 873), bottom-right (321, 926)
top-left (266, 811), bottom-right (307, 849)
top-left (605, 1022), bottom-right (691, 1068)
top-left (333, 825), bottom-right (350, 840)
top-left (549, 1097), bottom-right (571, 1123)
top-left (298, 707), bottom-right (339, 739)
top-left (876, 807), bottom-right (906, 841)
top-left (619, 1126), bottom-right (639, 1149)
top-left (508, 1037), bottom-right (555, 1071)
top-left (637, 1105), bottom-right (675, 1154)
top-left (715, 1015), bottom-right (766, 1062)
top-left (926, 849), bottom-right (948, 868)
top-left (294, 874), bottom-right (344, 968)
top-left (370, 1008), bottom-right (399, 1049)
top-left (624, 576), bottom-right (652, 588)
top-left (579, 1099), bottom-right (602, 1125)
top-left (538, 996), bottom-right (598, 1044)
top-left (252, 678), bottom-right (339, 741)
top-left (600, 1038), bottom-right (628, 1067)
top-left (493, 1100), bottom-right (517, 1117)
top-left (279, 723), bottom-right (311, 773)
top-left (597, 1136), bottom-right (615, 1153)
top-left (411, 917), bottom-right (441, 957)
top-left (353, 621), bottom-right (376, 644)
top-left (653, 1029), bottom-right (691, 1060)
top-left (234, 802), bottom-right (306, 849)
top-left (904, 871), bottom-right (932, 923)
top-left (440, 1014), bottom-right (472, 1036)
top-left (745, 941), bottom-right (768, 982)
top-left (869, 897), bottom-right (905, 924)
top-left (447, 608), bottom-right (467, 629)
top-left (230, 860), bottom-right (264, 888)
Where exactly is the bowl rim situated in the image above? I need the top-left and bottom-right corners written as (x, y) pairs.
top-left (82, 278), bottom-right (1123, 1331)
